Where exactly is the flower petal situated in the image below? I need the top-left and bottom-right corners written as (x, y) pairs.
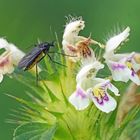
top-left (0, 38), bottom-right (25, 66)
top-left (5, 44), bottom-right (25, 65)
top-left (126, 68), bottom-right (140, 85)
top-left (69, 87), bottom-right (90, 110)
top-left (106, 27), bottom-right (130, 53)
top-left (63, 18), bottom-right (85, 41)
top-left (62, 40), bottom-right (79, 62)
top-left (0, 53), bottom-right (14, 74)
top-left (106, 60), bottom-right (129, 82)
top-left (91, 94), bottom-right (117, 113)
top-left (87, 89), bottom-right (117, 113)
top-left (76, 61), bottom-right (104, 83)
top-left (108, 83), bottom-right (120, 96)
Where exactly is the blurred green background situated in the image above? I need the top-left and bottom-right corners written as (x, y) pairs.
top-left (0, 0), bottom-right (140, 139)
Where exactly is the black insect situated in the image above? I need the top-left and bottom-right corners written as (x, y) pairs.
top-left (18, 42), bottom-right (65, 84)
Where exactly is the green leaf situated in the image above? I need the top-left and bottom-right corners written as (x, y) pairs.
top-left (42, 81), bottom-right (59, 102)
top-left (39, 70), bottom-right (59, 81)
top-left (110, 107), bottom-right (140, 140)
top-left (13, 122), bottom-right (57, 140)
top-left (13, 74), bottom-right (49, 103)
top-left (6, 94), bottom-right (57, 123)
top-left (40, 125), bottom-right (57, 140)
top-left (47, 110), bottom-right (64, 118)
top-left (54, 119), bottom-right (74, 140)
top-left (59, 81), bottom-right (69, 106)
top-left (109, 123), bottom-right (128, 140)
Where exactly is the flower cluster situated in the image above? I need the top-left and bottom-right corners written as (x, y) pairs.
top-left (62, 17), bottom-right (140, 113)
top-left (0, 16), bottom-right (139, 115)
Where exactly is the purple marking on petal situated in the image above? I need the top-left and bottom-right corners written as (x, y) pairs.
top-left (76, 88), bottom-right (87, 99)
top-left (0, 55), bottom-right (10, 67)
top-left (131, 69), bottom-right (136, 77)
top-left (103, 94), bottom-right (109, 101)
top-left (111, 63), bottom-right (126, 70)
top-left (96, 97), bottom-right (104, 105)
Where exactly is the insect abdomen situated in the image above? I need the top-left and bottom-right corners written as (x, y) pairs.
top-left (25, 52), bottom-right (44, 70)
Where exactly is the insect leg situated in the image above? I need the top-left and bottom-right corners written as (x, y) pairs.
top-left (38, 54), bottom-right (46, 62)
top-left (47, 54), bottom-right (67, 67)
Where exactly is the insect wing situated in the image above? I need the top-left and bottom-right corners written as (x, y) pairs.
top-left (18, 47), bottom-right (45, 70)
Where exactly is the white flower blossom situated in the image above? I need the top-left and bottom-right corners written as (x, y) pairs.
top-left (69, 61), bottom-right (119, 113)
top-left (69, 78), bottom-right (119, 113)
top-left (62, 17), bottom-right (103, 63)
top-left (104, 27), bottom-right (140, 85)
top-left (0, 38), bottom-right (25, 82)
top-left (62, 17), bottom-right (85, 59)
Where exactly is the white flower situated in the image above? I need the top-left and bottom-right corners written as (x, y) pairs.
top-left (0, 38), bottom-right (25, 82)
top-left (69, 78), bottom-right (119, 113)
top-left (0, 52), bottom-right (14, 82)
top-left (104, 27), bottom-right (140, 85)
top-left (62, 16), bottom-right (103, 63)
top-left (62, 17), bottom-right (86, 62)
top-left (106, 52), bottom-right (140, 85)
top-left (0, 38), bottom-right (25, 64)
top-left (62, 17), bottom-right (85, 55)
top-left (69, 60), bottom-right (119, 113)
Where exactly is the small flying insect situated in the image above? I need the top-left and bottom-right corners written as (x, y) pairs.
top-left (18, 41), bottom-right (66, 84)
